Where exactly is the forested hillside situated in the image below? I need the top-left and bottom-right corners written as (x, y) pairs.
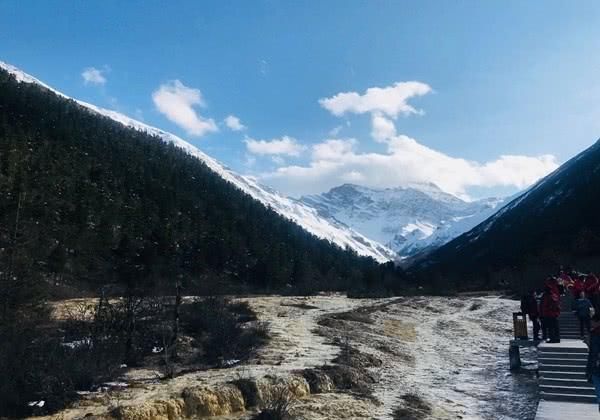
top-left (408, 139), bottom-right (600, 292)
top-left (0, 67), bottom-right (403, 297)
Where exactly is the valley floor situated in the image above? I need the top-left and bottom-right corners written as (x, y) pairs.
top-left (36, 294), bottom-right (538, 420)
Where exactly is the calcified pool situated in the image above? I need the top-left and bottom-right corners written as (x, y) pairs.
top-left (348, 295), bottom-right (539, 420)
top-left (38, 294), bottom-right (538, 420)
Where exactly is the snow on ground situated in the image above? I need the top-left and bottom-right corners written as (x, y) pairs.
top-left (338, 296), bottom-right (539, 420)
top-left (38, 294), bottom-right (538, 420)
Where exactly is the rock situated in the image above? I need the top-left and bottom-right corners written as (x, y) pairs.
top-left (232, 374), bottom-right (311, 410)
top-left (286, 375), bottom-right (311, 399)
top-left (322, 364), bottom-right (377, 394)
top-left (112, 398), bottom-right (184, 420)
top-left (182, 384), bottom-right (245, 417)
top-left (333, 347), bottom-right (382, 369)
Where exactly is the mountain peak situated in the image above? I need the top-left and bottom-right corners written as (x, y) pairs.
top-left (324, 182), bottom-right (453, 203)
top-left (301, 181), bottom-right (508, 257)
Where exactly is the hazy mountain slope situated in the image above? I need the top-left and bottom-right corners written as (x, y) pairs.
top-left (301, 183), bottom-right (505, 257)
top-left (409, 139), bottom-right (600, 290)
top-left (0, 61), bottom-right (394, 262)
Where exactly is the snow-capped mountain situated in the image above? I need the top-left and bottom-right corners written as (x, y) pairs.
top-left (0, 60), bottom-right (395, 262)
top-left (301, 183), bottom-right (506, 257)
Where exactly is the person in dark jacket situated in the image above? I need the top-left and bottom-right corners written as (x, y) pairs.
top-left (586, 313), bottom-right (600, 411)
top-left (587, 273), bottom-right (600, 313)
top-left (540, 286), bottom-right (561, 343)
top-left (574, 291), bottom-right (593, 338)
top-left (539, 289), bottom-right (549, 341)
top-left (521, 290), bottom-right (541, 340)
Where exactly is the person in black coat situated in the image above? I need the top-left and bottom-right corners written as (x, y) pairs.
top-left (520, 290), bottom-right (541, 340)
top-left (586, 313), bottom-right (600, 411)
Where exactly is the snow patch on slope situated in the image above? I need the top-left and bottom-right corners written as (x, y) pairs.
top-left (0, 60), bottom-right (395, 262)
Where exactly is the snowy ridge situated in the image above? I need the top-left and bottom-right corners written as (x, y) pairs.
top-left (0, 60), bottom-right (395, 262)
top-left (301, 183), bottom-right (506, 257)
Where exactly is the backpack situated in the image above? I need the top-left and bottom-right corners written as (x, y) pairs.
top-left (520, 295), bottom-right (529, 314)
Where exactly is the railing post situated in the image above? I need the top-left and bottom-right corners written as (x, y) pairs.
top-left (509, 343), bottom-right (521, 370)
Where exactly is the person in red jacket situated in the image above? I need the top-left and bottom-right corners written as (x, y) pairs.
top-left (540, 286), bottom-right (561, 343)
top-left (545, 276), bottom-right (560, 299)
top-left (559, 270), bottom-right (572, 286)
top-left (558, 271), bottom-right (572, 296)
top-left (572, 275), bottom-right (585, 299)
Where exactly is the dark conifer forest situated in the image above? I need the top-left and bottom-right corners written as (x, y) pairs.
top-left (0, 68), bottom-right (404, 298)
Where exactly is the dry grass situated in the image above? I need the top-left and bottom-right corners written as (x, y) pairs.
top-left (381, 319), bottom-right (417, 342)
top-left (330, 310), bottom-right (374, 324)
top-left (392, 393), bottom-right (432, 420)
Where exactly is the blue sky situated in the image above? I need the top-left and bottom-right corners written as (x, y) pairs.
top-left (2, 1), bottom-right (600, 199)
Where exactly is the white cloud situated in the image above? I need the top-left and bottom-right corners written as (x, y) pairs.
top-left (259, 80), bottom-right (556, 199)
top-left (312, 138), bottom-right (356, 160)
top-left (340, 170), bottom-right (366, 183)
top-left (81, 67), bottom-right (107, 85)
top-left (259, 59), bottom-right (269, 76)
top-left (224, 115), bottom-right (246, 131)
top-left (319, 81), bottom-right (432, 118)
top-left (271, 156), bottom-right (285, 165)
top-left (261, 134), bottom-right (559, 198)
top-left (371, 113), bottom-right (397, 142)
top-left (152, 80), bottom-right (218, 137)
top-left (245, 136), bottom-right (305, 156)
top-left (329, 125), bottom-right (343, 137)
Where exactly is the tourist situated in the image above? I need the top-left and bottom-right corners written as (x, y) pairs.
top-left (520, 290), bottom-right (541, 341)
top-left (571, 274), bottom-right (584, 299)
top-left (573, 291), bottom-right (593, 338)
top-left (544, 276), bottom-right (560, 299)
top-left (585, 274), bottom-right (600, 313)
top-left (540, 286), bottom-right (561, 343)
top-left (558, 270), bottom-right (573, 296)
top-left (586, 313), bottom-right (600, 411)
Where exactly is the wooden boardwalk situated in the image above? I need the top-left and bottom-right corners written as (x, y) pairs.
top-left (534, 295), bottom-right (598, 419)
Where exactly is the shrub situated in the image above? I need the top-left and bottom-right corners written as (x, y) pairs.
top-left (0, 327), bottom-right (120, 417)
top-left (251, 381), bottom-right (296, 420)
top-left (181, 297), bottom-right (268, 364)
top-left (229, 300), bottom-right (258, 322)
top-left (231, 378), bottom-right (261, 408)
